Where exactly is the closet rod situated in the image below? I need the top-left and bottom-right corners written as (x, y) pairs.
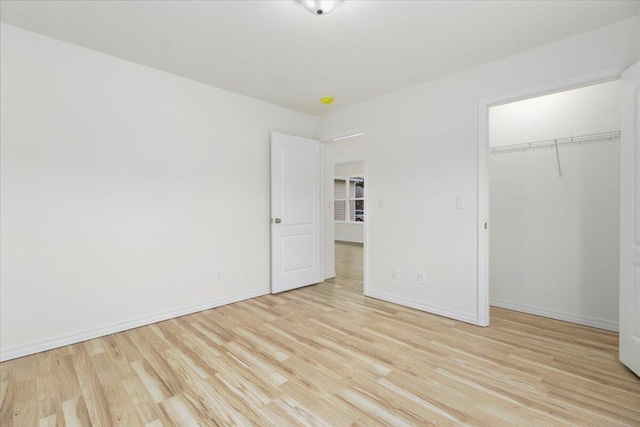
top-left (490, 130), bottom-right (620, 154)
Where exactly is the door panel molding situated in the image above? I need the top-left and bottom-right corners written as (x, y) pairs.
top-left (271, 132), bottom-right (323, 294)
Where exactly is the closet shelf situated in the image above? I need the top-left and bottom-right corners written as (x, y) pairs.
top-left (490, 130), bottom-right (620, 153)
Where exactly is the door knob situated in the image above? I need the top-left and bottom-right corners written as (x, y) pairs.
top-left (273, 218), bottom-right (281, 224)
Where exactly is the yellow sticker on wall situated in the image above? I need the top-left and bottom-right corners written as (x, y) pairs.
top-left (320, 97), bottom-right (334, 105)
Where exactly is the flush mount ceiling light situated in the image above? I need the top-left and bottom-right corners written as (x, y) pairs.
top-left (299, 0), bottom-right (341, 16)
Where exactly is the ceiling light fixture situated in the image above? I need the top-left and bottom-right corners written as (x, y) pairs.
top-left (299, 0), bottom-right (341, 16)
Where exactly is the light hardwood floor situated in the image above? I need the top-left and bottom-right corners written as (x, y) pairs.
top-left (1, 242), bottom-right (639, 426)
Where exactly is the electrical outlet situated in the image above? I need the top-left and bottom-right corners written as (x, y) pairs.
top-left (418, 272), bottom-right (426, 285)
top-left (392, 267), bottom-right (400, 279)
top-left (215, 269), bottom-right (224, 282)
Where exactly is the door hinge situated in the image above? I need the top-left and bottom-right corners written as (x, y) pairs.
top-left (484, 222), bottom-right (487, 229)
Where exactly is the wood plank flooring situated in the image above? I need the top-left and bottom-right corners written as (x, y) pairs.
top-left (1, 242), bottom-right (639, 426)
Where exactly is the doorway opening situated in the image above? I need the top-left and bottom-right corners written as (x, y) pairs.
top-left (323, 131), bottom-right (366, 293)
top-left (486, 80), bottom-right (621, 331)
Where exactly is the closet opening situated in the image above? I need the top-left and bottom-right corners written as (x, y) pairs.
top-left (487, 80), bottom-right (621, 331)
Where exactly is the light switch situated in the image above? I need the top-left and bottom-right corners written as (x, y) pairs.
top-left (378, 198), bottom-right (385, 208)
top-left (456, 197), bottom-right (464, 209)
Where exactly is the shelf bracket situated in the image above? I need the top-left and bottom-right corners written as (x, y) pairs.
top-left (554, 139), bottom-right (562, 177)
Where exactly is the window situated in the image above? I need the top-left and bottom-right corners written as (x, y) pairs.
top-left (334, 177), bottom-right (364, 222)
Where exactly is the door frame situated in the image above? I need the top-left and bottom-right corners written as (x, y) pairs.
top-left (320, 127), bottom-right (368, 295)
top-left (477, 67), bottom-right (624, 327)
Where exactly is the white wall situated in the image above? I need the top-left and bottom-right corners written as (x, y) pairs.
top-left (335, 222), bottom-right (364, 244)
top-left (333, 134), bottom-right (365, 164)
top-left (317, 17), bottom-right (640, 324)
top-left (489, 141), bottom-right (620, 330)
top-left (490, 82), bottom-right (621, 330)
top-left (490, 80), bottom-right (620, 146)
top-left (0, 24), bottom-right (316, 360)
top-left (335, 162), bottom-right (364, 178)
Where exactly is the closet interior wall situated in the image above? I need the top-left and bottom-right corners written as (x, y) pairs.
top-left (489, 81), bottom-right (621, 331)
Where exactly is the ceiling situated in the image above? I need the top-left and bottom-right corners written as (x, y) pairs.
top-left (1, 1), bottom-right (639, 115)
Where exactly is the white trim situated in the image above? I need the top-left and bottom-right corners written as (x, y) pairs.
top-left (478, 96), bottom-right (490, 327)
top-left (331, 132), bottom-right (365, 141)
top-left (325, 271), bottom-right (337, 280)
top-left (0, 288), bottom-right (269, 362)
top-left (318, 136), bottom-right (325, 288)
top-left (362, 131), bottom-right (369, 296)
top-left (366, 290), bottom-right (479, 325)
top-left (319, 127), bottom-right (366, 143)
top-left (477, 66), bottom-right (624, 330)
top-left (478, 66), bottom-right (623, 109)
top-left (490, 298), bottom-right (619, 332)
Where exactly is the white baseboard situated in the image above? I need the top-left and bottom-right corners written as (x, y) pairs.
top-left (365, 290), bottom-right (479, 325)
top-left (490, 298), bottom-right (618, 332)
top-left (324, 271), bottom-right (336, 280)
top-left (0, 288), bottom-right (270, 362)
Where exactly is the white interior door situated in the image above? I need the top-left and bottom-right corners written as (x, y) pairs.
top-left (620, 60), bottom-right (640, 377)
top-left (271, 132), bottom-right (323, 293)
